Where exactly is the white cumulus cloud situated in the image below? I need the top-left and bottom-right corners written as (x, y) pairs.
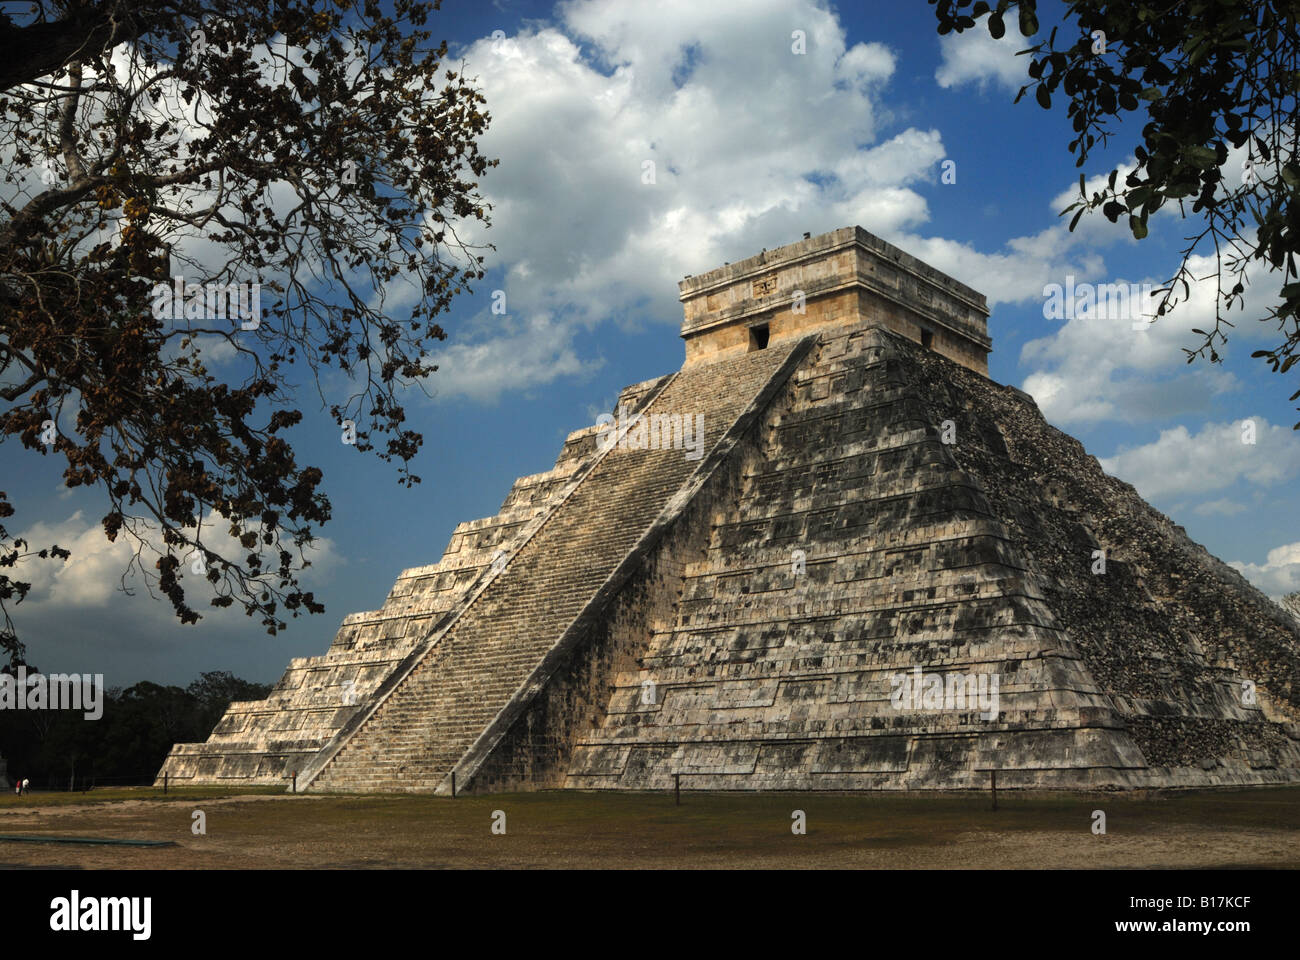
top-left (12, 509), bottom-right (338, 619)
top-left (1099, 418), bottom-right (1300, 501)
top-left (424, 2), bottom-right (1132, 401)
top-left (425, 2), bottom-right (943, 400)
top-left (934, 27), bottom-right (1027, 93)
top-left (1229, 542), bottom-right (1300, 600)
top-left (1018, 254), bottom-right (1267, 424)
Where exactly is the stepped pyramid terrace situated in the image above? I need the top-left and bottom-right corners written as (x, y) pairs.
top-left (157, 226), bottom-right (1300, 794)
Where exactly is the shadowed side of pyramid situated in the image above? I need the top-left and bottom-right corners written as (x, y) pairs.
top-left (906, 338), bottom-right (1300, 786)
top-left (567, 326), bottom-right (1156, 790)
top-left (565, 326), bottom-right (1300, 790)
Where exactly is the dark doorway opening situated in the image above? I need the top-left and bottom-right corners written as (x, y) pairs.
top-left (920, 329), bottom-right (934, 350)
top-left (749, 323), bottom-right (770, 351)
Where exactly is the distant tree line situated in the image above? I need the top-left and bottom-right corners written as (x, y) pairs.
top-left (0, 669), bottom-right (270, 790)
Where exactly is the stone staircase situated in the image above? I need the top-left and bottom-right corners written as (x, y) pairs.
top-left (300, 340), bottom-right (808, 793)
top-left (154, 388), bottom-right (655, 785)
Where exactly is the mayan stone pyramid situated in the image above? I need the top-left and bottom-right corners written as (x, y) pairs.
top-left (157, 226), bottom-right (1300, 793)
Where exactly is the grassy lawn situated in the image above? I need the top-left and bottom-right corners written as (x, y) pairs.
top-left (0, 786), bottom-right (1297, 868)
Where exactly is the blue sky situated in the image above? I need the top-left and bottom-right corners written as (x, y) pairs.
top-left (6, 0), bottom-right (1299, 686)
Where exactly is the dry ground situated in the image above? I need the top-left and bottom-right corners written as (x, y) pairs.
top-left (0, 785), bottom-right (1297, 869)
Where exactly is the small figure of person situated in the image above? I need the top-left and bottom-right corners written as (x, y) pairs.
top-left (21, 777), bottom-right (29, 795)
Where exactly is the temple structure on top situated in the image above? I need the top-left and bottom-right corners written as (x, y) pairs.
top-left (158, 226), bottom-right (1300, 795)
top-left (679, 226), bottom-right (991, 373)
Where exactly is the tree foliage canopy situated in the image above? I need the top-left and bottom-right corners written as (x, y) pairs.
top-left (932, 0), bottom-right (1299, 421)
top-left (0, 0), bottom-right (497, 660)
